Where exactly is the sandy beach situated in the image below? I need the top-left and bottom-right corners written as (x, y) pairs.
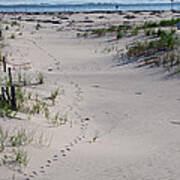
top-left (0, 11), bottom-right (180, 180)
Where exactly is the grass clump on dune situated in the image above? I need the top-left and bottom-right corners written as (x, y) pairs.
top-left (11, 21), bottom-right (19, 27)
top-left (131, 27), bottom-right (139, 36)
top-left (116, 31), bottom-right (123, 39)
top-left (91, 28), bottom-right (106, 37)
top-left (77, 18), bottom-right (180, 40)
top-left (127, 29), bottom-right (177, 59)
top-left (124, 28), bottom-right (180, 72)
top-left (107, 26), bottom-right (117, 33)
top-left (35, 23), bottom-right (41, 30)
top-left (142, 18), bottom-right (180, 29)
top-left (77, 25), bottom-right (132, 38)
top-left (0, 127), bottom-right (31, 167)
top-left (0, 126), bottom-right (50, 168)
top-left (10, 33), bottom-right (15, 39)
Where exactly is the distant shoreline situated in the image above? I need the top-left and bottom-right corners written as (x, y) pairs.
top-left (0, 3), bottom-right (179, 12)
top-left (0, 2), bottom-right (180, 6)
top-left (0, 10), bottom-right (180, 15)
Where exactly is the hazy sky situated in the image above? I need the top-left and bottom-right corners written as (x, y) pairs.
top-left (0, 0), bottom-right (178, 5)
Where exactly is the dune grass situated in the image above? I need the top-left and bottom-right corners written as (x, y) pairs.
top-left (127, 29), bottom-right (177, 58)
top-left (124, 28), bottom-right (180, 71)
top-left (0, 127), bottom-right (31, 167)
top-left (142, 18), bottom-right (180, 29)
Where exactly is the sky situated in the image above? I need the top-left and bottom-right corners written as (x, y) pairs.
top-left (0, 0), bottom-right (178, 5)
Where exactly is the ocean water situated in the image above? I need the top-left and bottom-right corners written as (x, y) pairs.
top-left (0, 0), bottom-right (180, 12)
top-left (0, 0), bottom-right (179, 5)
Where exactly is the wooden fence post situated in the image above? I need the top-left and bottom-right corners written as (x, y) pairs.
top-left (5, 87), bottom-right (11, 104)
top-left (3, 56), bottom-right (6, 73)
top-left (10, 85), bottom-right (16, 109)
top-left (0, 57), bottom-right (17, 111)
top-left (8, 67), bottom-right (12, 85)
top-left (1, 87), bottom-right (6, 102)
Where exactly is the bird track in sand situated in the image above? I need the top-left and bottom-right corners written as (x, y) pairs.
top-left (24, 81), bottom-right (93, 180)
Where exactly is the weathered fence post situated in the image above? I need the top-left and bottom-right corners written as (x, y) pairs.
top-left (0, 57), bottom-right (17, 111)
top-left (10, 85), bottom-right (16, 109)
top-left (5, 87), bottom-right (11, 103)
top-left (8, 67), bottom-right (12, 85)
top-left (3, 56), bottom-right (6, 72)
top-left (1, 87), bottom-right (6, 101)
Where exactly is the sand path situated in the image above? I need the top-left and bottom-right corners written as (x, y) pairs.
top-left (35, 29), bottom-right (180, 180)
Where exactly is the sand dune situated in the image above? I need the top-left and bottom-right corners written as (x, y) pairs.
top-left (0, 11), bottom-right (180, 180)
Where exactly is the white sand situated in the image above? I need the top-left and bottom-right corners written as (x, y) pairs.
top-left (0, 11), bottom-right (180, 180)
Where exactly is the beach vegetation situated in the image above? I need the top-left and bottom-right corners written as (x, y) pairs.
top-left (103, 46), bottom-right (113, 53)
top-left (131, 28), bottom-right (139, 36)
top-left (10, 34), bottom-right (15, 39)
top-left (91, 28), bottom-right (106, 37)
top-left (143, 21), bottom-right (158, 28)
top-left (49, 112), bottom-right (68, 127)
top-left (116, 31), bottom-right (123, 39)
top-left (2, 20), bottom-right (10, 25)
top-left (0, 71), bottom-right (46, 118)
top-left (14, 149), bottom-right (28, 166)
top-left (107, 26), bottom-right (116, 33)
top-left (30, 103), bottom-right (41, 115)
top-left (142, 18), bottom-right (180, 29)
top-left (127, 29), bottom-right (177, 59)
top-left (51, 88), bottom-right (59, 106)
top-left (76, 32), bottom-right (81, 37)
top-left (5, 25), bottom-right (9, 31)
top-left (123, 28), bottom-right (180, 72)
top-left (0, 71), bottom-right (59, 119)
top-left (0, 65), bottom-right (66, 171)
top-left (44, 106), bottom-right (50, 120)
top-left (76, 25), bottom-right (134, 39)
top-left (0, 122), bottom-right (52, 168)
top-left (120, 25), bottom-right (132, 31)
top-left (11, 21), bottom-right (19, 27)
top-left (82, 32), bottom-right (88, 38)
top-left (0, 103), bottom-right (16, 119)
top-left (92, 136), bottom-right (98, 142)
top-left (35, 23), bottom-right (41, 30)
top-left (23, 73), bottom-right (27, 86)
top-left (37, 72), bottom-right (44, 84)
top-left (144, 29), bottom-right (151, 36)
top-left (16, 86), bottom-right (25, 110)
top-left (9, 129), bottom-right (33, 147)
top-left (2, 148), bottom-right (28, 167)
top-left (0, 127), bottom-right (31, 167)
